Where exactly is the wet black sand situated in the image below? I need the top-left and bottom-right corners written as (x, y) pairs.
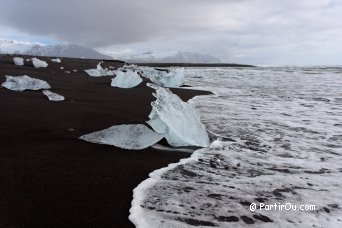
top-left (0, 55), bottom-right (210, 227)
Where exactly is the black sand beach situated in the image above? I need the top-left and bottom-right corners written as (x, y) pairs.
top-left (0, 55), bottom-right (210, 227)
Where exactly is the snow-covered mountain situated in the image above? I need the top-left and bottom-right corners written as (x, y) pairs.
top-left (0, 40), bottom-right (112, 60)
top-left (123, 51), bottom-right (221, 63)
top-left (161, 51), bottom-right (221, 63)
top-left (26, 44), bottom-right (112, 59)
top-left (0, 40), bottom-right (35, 54)
top-left (1, 40), bottom-right (220, 62)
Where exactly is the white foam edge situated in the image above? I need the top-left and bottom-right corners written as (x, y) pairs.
top-left (129, 147), bottom-right (206, 227)
top-left (187, 93), bottom-right (241, 144)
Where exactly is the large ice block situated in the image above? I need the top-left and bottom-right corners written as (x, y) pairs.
top-left (51, 58), bottom-right (62, 63)
top-left (1, 75), bottom-right (51, 91)
top-left (111, 70), bottom-right (143, 88)
top-left (142, 68), bottom-right (184, 88)
top-left (147, 83), bottom-right (209, 147)
top-left (79, 124), bottom-right (164, 150)
top-left (32, 57), bottom-right (48, 68)
top-left (84, 62), bottom-right (114, 77)
top-left (13, 57), bottom-right (24, 66)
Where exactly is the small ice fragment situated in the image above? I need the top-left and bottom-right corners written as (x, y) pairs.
top-left (80, 124), bottom-right (164, 150)
top-left (13, 57), bottom-right (24, 66)
top-left (1, 75), bottom-right (51, 91)
top-left (32, 57), bottom-right (48, 68)
top-left (42, 90), bottom-right (65, 101)
top-left (84, 62), bottom-right (114, 77)
top-left (143, 67), bottom-right (184, 88)
top-left (111, 70), bottom-right (143, 88)
top-left (60, 66), bottom-right (64, 70)
top-left (51, 58), bottom-right (61, 63)
top-left (147, 83), bottom-right (210, 147)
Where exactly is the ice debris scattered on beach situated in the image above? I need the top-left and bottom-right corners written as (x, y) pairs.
top-left (32, 57), bottom-right (48, 68)
top-left (84, 62), bottom-right (114, 77)
top-left (51, 58), bottom-right (61, 63)
top-left (1, 75), bottom-right (51, 91)
top-left (117, 64), bottom-right (184, 88)
top-left (142, 67), bottom-right (184, 88)
top-left (79, 124), bottom-right (165, 150)
top-left (13, 57), bottom-right (24, 66)
top-left (147, 83), bottom-right (209, 147)
top-left (111, 70), bottom-right (143, 88)
top-left (119, 64), bottom-right (141, 72)
top-left (42, 90), bottom-right (65, 101)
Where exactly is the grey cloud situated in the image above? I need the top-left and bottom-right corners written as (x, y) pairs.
top-left (0, 0), bottom-right (239, 46)
top-left (1, 0), bottom-right (341, 64)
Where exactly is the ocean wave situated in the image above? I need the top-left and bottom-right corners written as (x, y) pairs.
top-left (130, 66), bottom-right (342, 227)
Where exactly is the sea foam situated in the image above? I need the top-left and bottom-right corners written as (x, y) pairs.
top-left (130, 66), bottom-right (342, 227)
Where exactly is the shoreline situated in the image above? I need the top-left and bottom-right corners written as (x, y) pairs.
top-left (132, 62), bottom-right (255, 68)
top-left (0, 55), bottom-right (211, 227)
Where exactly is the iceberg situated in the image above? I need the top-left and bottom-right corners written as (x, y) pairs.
top-left (79, 124), bottom-right (164, 150)
top-left (147, 83), bottom-right (209, 147)
top-left (42, 90), bottom-right (65, 101)
top-left (111, 70), bottom-right (143, 88)
top-left (13, 57), bottom-right (24, 66)
top-left (51, 58), bottom-right (61, 63)
top-left (142, 67), bottom-right (184, 88)
top-left (32, 57), bottom-right (48, 68)
top-left (1, 75), bottom-right (51, 91)
top-left (118, 64), bottom-right (141, 72)
top-left (84, 62), bottom-right (114, 77)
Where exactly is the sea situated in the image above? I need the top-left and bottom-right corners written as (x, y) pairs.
top-left (130, 66), bottom-right (342, 227)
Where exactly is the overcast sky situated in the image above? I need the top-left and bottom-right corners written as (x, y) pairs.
top-left (0, 0), bottom-right (341, 65)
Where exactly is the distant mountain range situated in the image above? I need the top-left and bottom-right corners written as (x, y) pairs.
top-left (27, 44), bottom-right (112, 59)
top-left (0, 40), bottom-right (112, 60)
top-left (123, 51), bottom-right (221, 63)
top-left (0, 40), bottom-right (34, 54)
top-left (0, 40), bottom-right (221, 63)
top-left (162, 51), bottom-right (221, 63)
